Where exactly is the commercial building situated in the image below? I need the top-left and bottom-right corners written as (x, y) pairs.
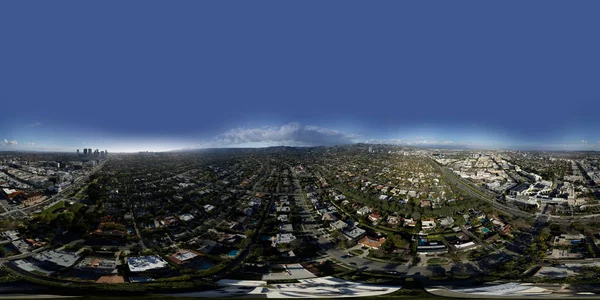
top-left (32, 250), bottom-right (81, 271)
top-left (76, 256), bottom-right (117, 274)
top-left (127, 256), bottom-right (169, 272)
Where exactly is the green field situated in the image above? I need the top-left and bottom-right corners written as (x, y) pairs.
top-left (426, 258), bottom-right (449, 266)
top-left (37, 201), bottom-right (65, 218)
top-left (69, 202), bottom-right (84, 213)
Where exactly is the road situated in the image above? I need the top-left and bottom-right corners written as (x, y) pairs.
top-left (0, 158), bottom-right (109, 219)
top-left (429, 158), bottom-right (534, 219)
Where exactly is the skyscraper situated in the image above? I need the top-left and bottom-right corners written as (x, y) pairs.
top-left (83, 149), bottom-right (88, 156)
top-left (77, 149), bottom-right (80, 155)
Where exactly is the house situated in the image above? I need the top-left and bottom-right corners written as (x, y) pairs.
top-left (1, 230), bottom-right (20, 241)
top-left (204, 204), bottom-right (215, 212)
top-left (163, 216), bottom-right (178, 226)
top-left (421, 218), bottom-right (436, 230)
top-left (358, 236), bottom-right (386, 249)
top-left (272, 233), bottom-right (297, 247)
top-left (279, 224), bottom-right (294, 232)
top-left (386, 216), bottom-right (401, 225)
top-left (368, 212), bottom-right (382, 223)
top-left (167, 249), bottom-right (204, 265)
top-left (334, 195), bottom-right (346, 201)
top-left (12, 239), bottom-right (30, 253)
top-left (357, 206), bottom-right (372, 216)
top-left (276, 206), bottom-right (291, 213)
top-left (403, 218), bottom-right (417, 227)
top-left (322, 212), bottom-right (338, 222)
top-left (331, 220), bottom-right (349, 231)
top-left (439, 217), bottom-right (455, 228)
top-left (378, 195), bottom-right (389, 201)
top-left (76, 256), bottom-right (117, 274)
top-left (342, 227), bottom-right (366, 241)
top-left (420, 200), bottom-right (431, 207)
top-left (277, 215), bottom-right (289, 222)
top-left (179, 213), bottom-right (195, 222)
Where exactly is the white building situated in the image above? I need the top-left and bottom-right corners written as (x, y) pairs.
top-left (127, 256), bottom-right (169, 272)
top-left (204, 204), bottom-right (215, 212)
top-left (272, 233), bottom-right (297, 247)
top-left (357, 206), bottom-right (372, 216)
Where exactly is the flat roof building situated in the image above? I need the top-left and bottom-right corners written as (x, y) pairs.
top-left (32, 250), bottom-right (80, 271)
top-left (127, 256), bottom-right (169, 272)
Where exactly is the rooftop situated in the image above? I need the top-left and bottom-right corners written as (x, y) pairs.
top-left (127, 255), bottom-right (169, 272)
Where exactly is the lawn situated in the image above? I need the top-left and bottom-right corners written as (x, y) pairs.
top-left (426, 258), bottom-right (449, 266)
top-left (350, 249), bottom-right (364, 256)
top-left (69, 202), bottom-right (85, 213)
top-left (42, 201), bottom-right (65, 214)
top-left (33, 201), bottom-right (68, 222)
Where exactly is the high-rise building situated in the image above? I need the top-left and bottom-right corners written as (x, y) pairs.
top-left (83, 149), bottom-right (88, 156)
top-left (88, 148), bottom-right (92, 156)
top-left (77, 149), bottom-right (80, 155)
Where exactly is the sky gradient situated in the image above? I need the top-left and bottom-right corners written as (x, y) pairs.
top-left (1, 1), bottom-right (600, 152)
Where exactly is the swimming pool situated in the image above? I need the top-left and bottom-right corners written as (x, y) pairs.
top-left (481, 227), bottom-right (492, 234)
top-left (227, 250), bottom-right (239, 257)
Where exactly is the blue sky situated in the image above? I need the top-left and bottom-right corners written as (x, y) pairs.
top-left (1, 1), bottom-right (600, 152)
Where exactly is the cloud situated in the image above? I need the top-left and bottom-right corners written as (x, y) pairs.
top-left (29, 122), bottom-right (42, 127)
top-left (582, 140), bottom-right (588, 144)
top-left (2, 139), bottom-right (18, 145)
top-left (366, 138), bottom-right (463, 146)
top-left (214, 122), bottom-right (358, 146)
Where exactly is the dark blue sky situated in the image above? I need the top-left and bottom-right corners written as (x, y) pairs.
top-left (1, 1), bottom-right (599, 152)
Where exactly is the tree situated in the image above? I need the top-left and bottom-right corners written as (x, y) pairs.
top-left (53, 211), bottom-right (75, 228)
top-left (454, 214), bottom-right (466, 227)
top-left (87, 182), bottom-right (103, 203)
top-left (380, 239), bottom-right (394, 253)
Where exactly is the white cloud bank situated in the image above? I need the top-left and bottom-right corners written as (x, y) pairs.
top-left (2, 139), bottom-right (18, 145)
top-left (212, 122), bottom-right (359, 147)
